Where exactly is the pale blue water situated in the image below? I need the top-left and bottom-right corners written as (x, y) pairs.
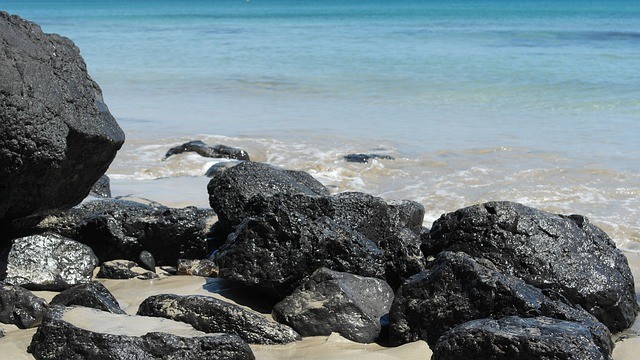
top-left (2, 0), bottom-right (640, 246)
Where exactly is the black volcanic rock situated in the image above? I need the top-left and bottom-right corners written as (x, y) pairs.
top-left (343, 154), bottom-right (394, 163)
top-left (138, 294), bottom-right (300, 345)
top-left (165, 140), bottom-right (250, 161)
top-left (50, 281), bottom-right (125, 314)
top-left (25, 199), bottom-right (214, 265)
top-left (388, 252), bottom-right (612, 358)
top-left (1, 232), bottom-right (98, 290)
top-left (213, 208), bottom-right (385, 299)
top-left (0, 283), bottom-right (48, 328)
top-left (138, 250), bottom-right (156, 272)
top-left (89, 174), bottom-right (112, 198)
top-left (272, 268), bottom-right (394, 343)
top-left (422, 201), bottom-right (638, 332)
top-left (0, 12), bottom-right (124, 223)
top-left (97, 260), bottom-right (157, 280)
top-left (432, 316), bottom-right (606, 360)
top-left (205, 160), bottom-right (244, 178)
top-left (176, 259), bottom-right (218, 277)
top-left (379, 228), bottom-right (426, 290)
top-left (28, 306), bottom-right (255, 360)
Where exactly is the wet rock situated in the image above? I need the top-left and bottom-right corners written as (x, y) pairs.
top-left (0, 283), bottom-right (48, 328)
top-left (27, 199), bottom-right (214, 265)
top-left (213, 208), bottom-right (385, 299)
top-left (379, 228), bottom-right (426, 290)
top-left (388, 252), bottom-right (612, 358)
top-left (138, 294), bottom-right (300, 345)
top-left (0, 327), bottom-right (3, 337)
top-left (97, 260), bottom-right (158, 280)
top-left (205, 160), bottom-right (244, 178)
top-left (272, 267), bottom-right (393, 343)
top-left (50, 281), bottom-right (125, 314)
top-left (423, 201), bottom-right (638, 332)
top-left (165, 140), bottom-right (250, 161)
top-left (0, 232), bottom-right (98, 290)
top-left (89, 174), bottom-right (112, 198)
top-left (343, 154), bottom-right (394, 163)
top-left (432, 316), bottom-right (606, 360)
top-left (138, 251), bottom-right (156, 273)
top-left (28, 305), bottom-right (254, 360)
top-left (176, 259), bottom-right (218, 277)
top-left (207, 161), bottom-right (330, 227)
top-left (0, 12), bottom-right (124, 223)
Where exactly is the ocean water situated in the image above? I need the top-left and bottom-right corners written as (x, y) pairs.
top-left (3, 0), bottom-right (639, 248)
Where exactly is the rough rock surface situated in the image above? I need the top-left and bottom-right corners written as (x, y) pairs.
top-left (0, 12), bottom-right (124, 223)
top-left (205, 160), bottom-right (244, 178)
top-left (89, 174), bottom-right (111, 198)
top-left (213, 208), bottom-right (385, 298)
top-left (26, 199), bottom-right (214, 265)
top-left (0, 283), bottom-right (48, 328)
top-left (176, 259), bottom-right (218, 277)
top-left (379, 228), bottom-right (426, 290)
top-left (272, 268), bottom-right (394, 343)
top-left (422, 201), bottom-right (638, 332)
top-left (343, 154), bottom-right (394, 163)
top-left (432, 316), bottom-right (606, 360)
top-left (50, 281), bottom-right (125, 314)
top-left (28, 306), bottom-right (255, 360)
top-left (388, 251), bottom-right (612, 358)
top-left (97, 260), bottom-right (157, 280)
top-left (138, 294), bottom-right (300, 345)
top-left (165, 140), bottom-right (250, 161)
top-left (208, 161), bottom-right (330, 227)
top-left (138, 250), bottom-right (156, 272)
top-left (0, 232), bottom-right (98, 290)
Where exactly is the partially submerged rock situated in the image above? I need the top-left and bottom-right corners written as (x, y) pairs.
top-left (0, 283), bottom-right (48, 328)
top-left (50, 281), bottom-right (125, 314)
top-left (432, 316), bottom-right (606, 360)
top-left (165, 140), bottom-right (250, 161)
top-left (343, 154), bottom-right (394, 163)
top-left (389, 251), bottom-right (612, 358)
top-left (272, 268), bottom-right (394, 343)
top-left (213, 209), bottom-right (385, 298)
top-left (0, 12), bottom-right (124, 223)
top-left (97, 260), bottom-right (157, 280)
top-left (177, 259), bottom-right (218, 277)
top-left (28, 306), bottom-right (254, 360)
top-left (28, 199), bottom-right (214, 265)
top-left (138, 294), bottom-right (300, 345)
top-left (0, 232), bottom-right (98, 290)
top-left (423, 201), bottom-right (638, 332)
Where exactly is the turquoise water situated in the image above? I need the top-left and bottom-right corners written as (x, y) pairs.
top-left (3, 1), bottom-right (640, 246)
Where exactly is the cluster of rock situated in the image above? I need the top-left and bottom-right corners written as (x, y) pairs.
top-left (0, 10), bottom-right (638, 360)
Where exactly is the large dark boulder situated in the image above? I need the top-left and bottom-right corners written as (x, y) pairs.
top-left (388, 252), bottom-right (612, 358)
top-left (23, 199), bottom-right (214, 265)
top-left (0, 232), bottom-right (98, 290)
top-left (0, 12), bottom-right (124, 224)
top-left (0, 283), bottom-right (48, 328)
top-left (28, 306), bottom-right (254, 360)
top-left (165, 140), bottom-right (250, 161)
top-left (379, 228), bottom-right (426, 290)
top-left (138, 294), bottom-right (300, 345)
top-left (432, 316), bottom-right (606, 360)
top-left (50, 281), bottom-right (125, 314)
top-left (213, 208), bottom-right (385, 299)
top-left (422, 201), bottom-right (637, 332)
top-left (272, 267), bottom-right (394, 343)
top-left (207, 161), bottom-right (330, 227)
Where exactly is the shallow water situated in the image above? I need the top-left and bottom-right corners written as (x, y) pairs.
top-left (3, 0), bottom-right (639, 249)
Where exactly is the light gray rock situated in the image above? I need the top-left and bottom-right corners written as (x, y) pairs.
top-left (272, 267), bottom-right (394, 343)
top-left (176, 259), bottom-right (218, 277)
top-left (1, 232), bottom-right (98, 290)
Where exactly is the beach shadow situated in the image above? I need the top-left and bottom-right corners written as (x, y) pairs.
top-left (202, 278), bottom-right (280, 314)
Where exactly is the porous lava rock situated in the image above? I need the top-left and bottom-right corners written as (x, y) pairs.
top-left (378, 228), bottom-right (426, 290)
top-left (422, 201), bottom-right (638, 332)
top-left (432, 316), bottom-right (606, 360)
top-left (138, 294), bottom-right (300, 345)
top-left (89, 174), bottom-right (111, 198)
top-left (1, 232), bottom-right (98, 290)
top-left (0, 12), bottom-right (124, 223)
top-left (97, 260), bottom-right (157, 280)
top-left (272, 267), bottom-right (394, 343)
top-left (176, 259), bottom-right (218, 277)
top-left (0, 282), bottom-right (48, 328)
top-left (388, 251), bottom-right (612, 358)
top-left (165, 140), bottom-right (250, 161)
